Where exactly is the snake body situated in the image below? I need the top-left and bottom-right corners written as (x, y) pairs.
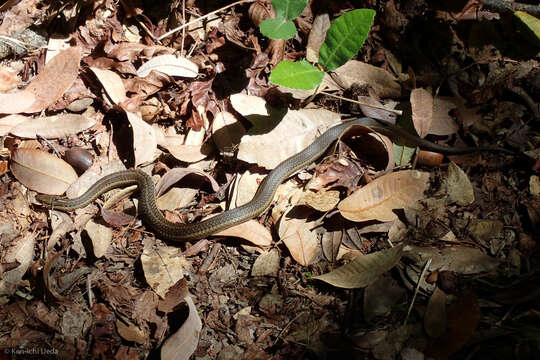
top-left (37, 117), bottom-right (511, 242)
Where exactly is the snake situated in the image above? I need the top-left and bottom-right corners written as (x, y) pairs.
top-left (36, 117), bottom-right (512, 242)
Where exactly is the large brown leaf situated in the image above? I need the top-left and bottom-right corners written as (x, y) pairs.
top-left (0, 47), bottom-right (82, 114)
top-left (338, 170), bottom-right (430, 222)
top-left (10, 148), bottom-right (77, 195)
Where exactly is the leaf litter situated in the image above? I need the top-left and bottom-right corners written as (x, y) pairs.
top-left (0, 1), bottom-right (538, 359)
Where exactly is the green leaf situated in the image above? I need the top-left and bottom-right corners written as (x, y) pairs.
top-left (319, 9), bottom-right (376, 71)
top-left (269, 60), bottom-right (324, 90)
top-left (514, 11), bottom-right (540, 47)
top-left (273, 0), bottom-right (308, 20)
top-left (260, 17), bottom-right (297, 40)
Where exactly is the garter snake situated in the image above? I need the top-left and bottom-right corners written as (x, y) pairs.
top-left (36, 117), bottom-right (512, 242)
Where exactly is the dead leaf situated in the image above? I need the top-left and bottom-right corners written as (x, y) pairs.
top-left (10, 110), bottom-right (96, 139)
top-left (430, 97), bottom-right (460, 136)
top-left (141, 240), bottom-right (186, 299)
top-left (125, 111), bottom-right (157, 166)
top-left (411, 88), bottom-right (433, 138)
top-left (137, 54), bottom-right (198, 78)
top-left (85, 220), bottom-right (112, 258)
top-left (89, 67), bottom-right (127, 105)
top-left (0, 47), bottom-right (82, 114)
top-left (116, 319), bottom-right (146, 345)
top-left (306, 13), bottom-right (330, 63)
top-left (0, 114), bottom-right (28, 136)
top-left (251, 249), bottom-right (280, 276)
top-left (446, 162), bottom-right (474, 206)
top-left (161, 296), bottom-right (202, 360)
top-left (332, 60), bottom-right (401, 99)
top-left (10, 148), bottom-right (77, 195)
top-left (155, 168), bottom-right (220, 197)
top-left (214, 219), bottom-right (272, 247)
top-left (211, 111), bottom-right (246, 152)
top-left (278, 207), bottom-right (319, 266)
top-left (338, 170), bottom-right (430, 222)
top-left (313, 244), bottom-right (405, 288)
top-left (425, 292), bottom-right (480, 358)
top-left (0, 234), bottom-right (36, 297)
top-left (0, 66), bottom-right (19, 92)
top-left (424, 287), bottom-right (447, 338)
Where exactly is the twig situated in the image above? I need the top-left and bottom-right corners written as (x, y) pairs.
top-left (157, 0), bottom-right (255, 42)
top-left (320, 91), bottom-right (403, 116)
top-left (404, 257), bottom-right (432, 325)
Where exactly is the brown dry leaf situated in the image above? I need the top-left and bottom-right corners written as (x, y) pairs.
top-left (238, 109), bottom-right (340, 169)
top-left (278, 208), bottom-right (319, 266)
top-left (356, 96), bottom-right (398, 122)
top-left (0, 234), bottom-right (36, 297)
top-left (338, 170), bottom-right (430, 222)
top-left (89, 67), bottom-right (127, 105)
top-left (155, 168), bottom-right (220, 197)
top-left (141, 241), bottom-right (186, 299)
top-left (125, 111), bottom-right (157, 166)
top-left (410, 88), bottom-right (433, 138)
top-left (430, 97), bottom-right (460, 136)
top-left (10, 148), bottom-right (77, 195)
top-left (0, 47), bottom-right (82, 114)
top-left (137, 54), bottom-right (198, 78)
top-left (230, 93), bottom-right (270, 117)
top-left (84, 220), bottom-right (112, 258)
top-left (0, 66), bottom-right (19, 92)
top-left (116, 319), bottom-right (146, 345)
top-left (446, 162), bottom-right (474, 206)
top-left (332, 60), bottom-right (401, 99)
top-left (424, 287), bottom-right (447, 338)
top-left (161, 296), bottom-right (202, 360)
top-left (211, 111), bottom-right (246, 152)
top-left (306, 13), bottom-right (331, 63)
top-left (107, 43), bottom-right (175, 62)
top-left (10, 110), bottom-right (96, 139)
top-left (0, 114), bottom-right (27, 136)
top-left (251, 249), bottom-right (280, 276)
top-left (313, 244), bottom-right (405, 289)
top-left (425, 292), bottom-right (480, 358)
top-left (214, 219), bottom-right (272, 247)
top-left (298, 189), bottom-right (340, 212)
top-left (163, 142), bottom-right (208, 163)
top-left (233, 171), bottom-right (266, 208)
top-left (156, 187), bottom-right (197, 211)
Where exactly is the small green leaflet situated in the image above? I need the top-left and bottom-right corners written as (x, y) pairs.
top-left (269, 60), bottom-right (324, 90)
top-left (272, 0), bottom-right (308, 20)
top-left (260, 17), bottom-right (296, 40)
top-left (319, 9), bottom-right (376, 71)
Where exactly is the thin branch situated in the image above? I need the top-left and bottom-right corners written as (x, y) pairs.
top-left (320, 91), bottom-right (403, 116)
top-left (156, 0), bottom-right (255, 42)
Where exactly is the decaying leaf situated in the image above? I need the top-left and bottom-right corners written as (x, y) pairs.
top-left (278, 208), bottom-right (320, 266)
top-left (160, 296), bottom-right (202, 360)
top-left (313, 243), bottom-right (405, 288)
top-left (331, 60), bottom-right (401, 99)
top-left (10, 148), bottom-right (78, 195)
top-left (446, 162), bottom-right (474, 206)
top-left (125, 111), bottom-right (157, 166)
top-left (85, 220), bottom-right (113, 258)
top-left (0, 234), bottom-right (36, 297)
top-left (338, 170), bottom-right (430, 222)
top-left (137, 54), bottom-right (198, 78)
top-left (214, 219), bottom-right (272, 247)
top-left (141, 241), bottom-right (186, 299)
top-left (0, 47), bottom-right (82, 114)
top-left (90, 67), bottom-right (127, 105)
top-left (10, 110), bottom-right (97, 139)
top-left (411, 88), bottom-right (433, 138)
